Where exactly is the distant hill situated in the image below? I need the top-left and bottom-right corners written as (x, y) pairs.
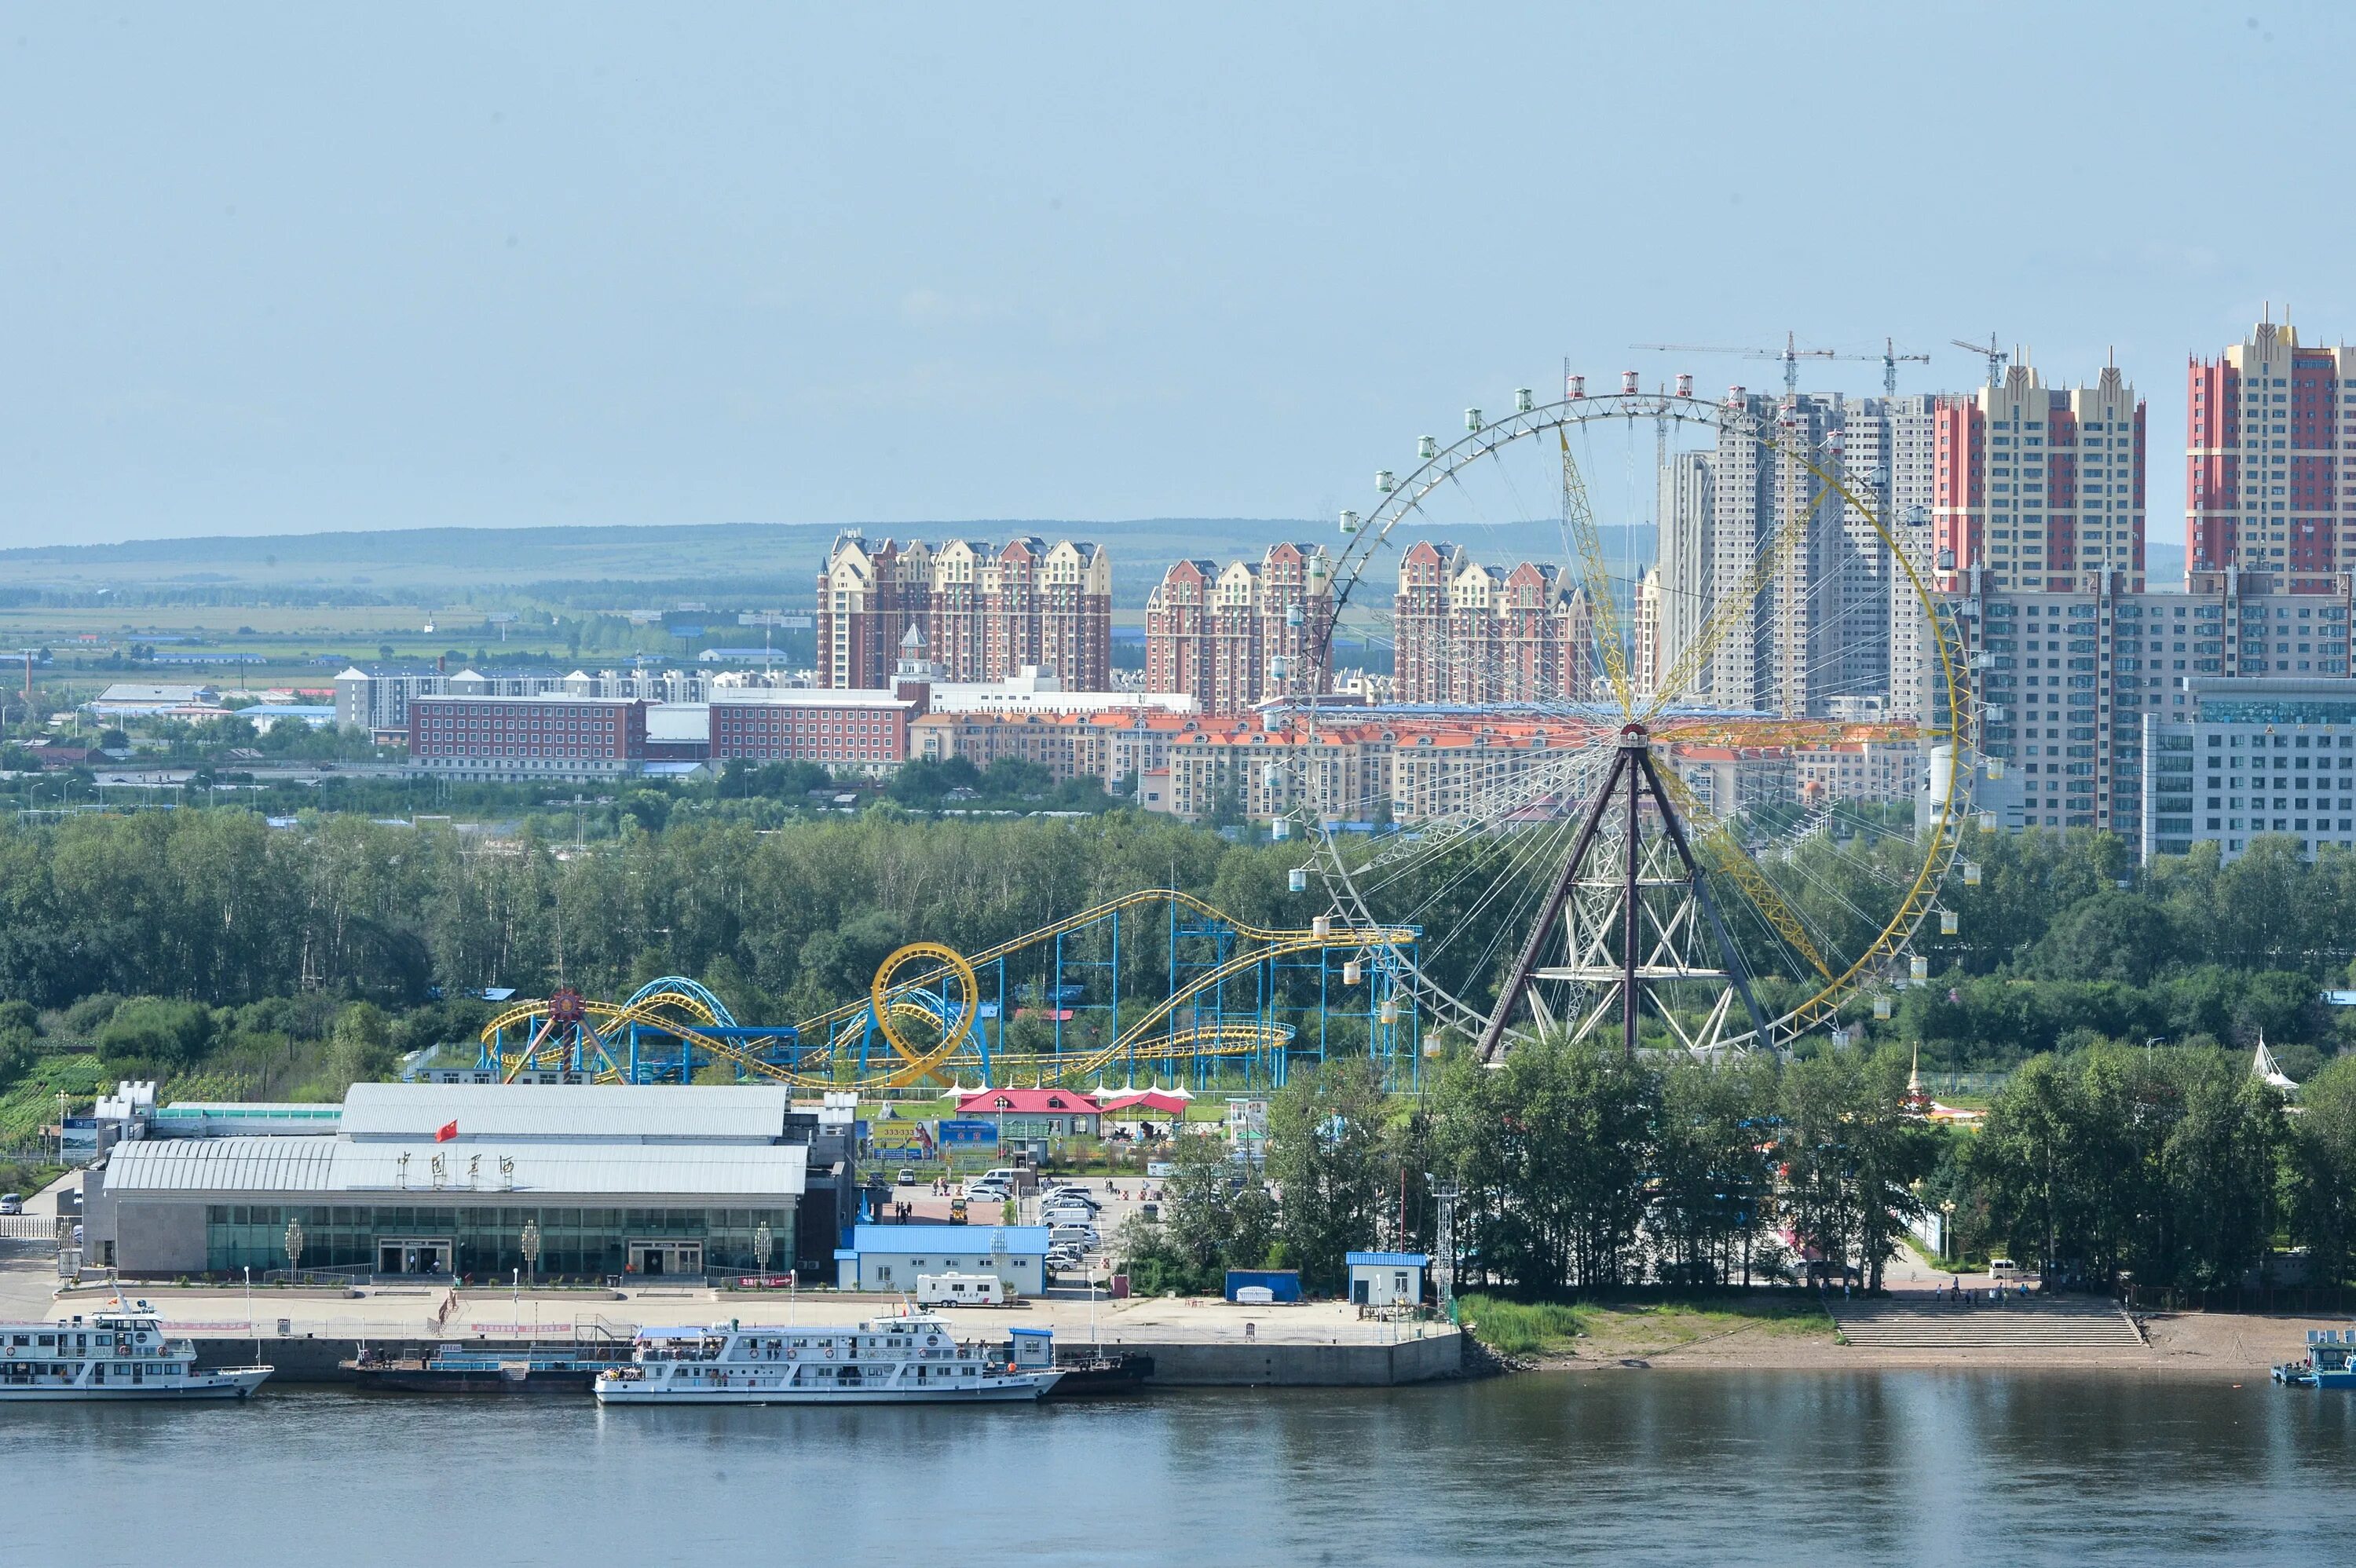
top-left (0, 518), bottom-right (1652, 610)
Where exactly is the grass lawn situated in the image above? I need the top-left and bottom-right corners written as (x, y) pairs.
top-left (1458, 1292), bottom-right (1838, 1358)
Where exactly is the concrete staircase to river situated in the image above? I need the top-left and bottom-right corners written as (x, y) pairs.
top-left (1827, 1296), bottom-right (2147, 1352)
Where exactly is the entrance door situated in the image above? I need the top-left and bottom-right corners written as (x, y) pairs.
top-left (379, 1238), bottom-right (453, 1276)
top-left (1351, 1277), bottom-right (1370, 1306)
top-left (628, 1241), bottom-right (704, 1277)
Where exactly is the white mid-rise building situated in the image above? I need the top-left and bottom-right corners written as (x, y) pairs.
top-left (2142, 676), bottom-right (2356, 863)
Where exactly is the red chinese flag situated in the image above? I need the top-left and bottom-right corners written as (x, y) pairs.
top-left (435, 1120), bottom-right (458, 1143)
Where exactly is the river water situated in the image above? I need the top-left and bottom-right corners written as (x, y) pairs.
top-left (7, 1372), bottom-right (2351, 1566)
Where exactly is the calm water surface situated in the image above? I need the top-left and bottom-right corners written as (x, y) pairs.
top-left (5, 1372), bottom-right (2350, 1566)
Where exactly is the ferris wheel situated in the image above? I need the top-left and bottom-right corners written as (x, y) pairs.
top-left (1293, 379), bottom-right (1972, 1058)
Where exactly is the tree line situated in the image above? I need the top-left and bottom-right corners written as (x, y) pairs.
top-left (1126, 1042), bottom-right (1944, 1299)
top-left (3, 805), bottom-right (2356, 1084)
top-left (1128, 1035), bottom-right (2316, 1303)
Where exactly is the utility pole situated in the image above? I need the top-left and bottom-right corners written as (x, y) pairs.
top-left (1428, 1175), bottom-right (1460, 1321)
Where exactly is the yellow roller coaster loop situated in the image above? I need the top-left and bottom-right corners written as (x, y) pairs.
top-left (869, 941), bottom-right (980, 1080)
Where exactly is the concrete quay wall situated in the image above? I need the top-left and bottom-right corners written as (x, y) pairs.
top-left (196, 1329), bottom-right (1464, 1388)
top-left (1132, 1331), bottom-right (1462, 1386)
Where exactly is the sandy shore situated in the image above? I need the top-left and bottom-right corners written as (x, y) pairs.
top-left (1524, 1307), bottom-right (2323, 1376)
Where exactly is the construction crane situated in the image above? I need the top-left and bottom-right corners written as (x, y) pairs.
top-left (1631, 331), bottom-right (1929, 396)
top-left (1873, 336), bottom-right (1931, 395)
top-left (1952, 333), bottom-right (2010, 389)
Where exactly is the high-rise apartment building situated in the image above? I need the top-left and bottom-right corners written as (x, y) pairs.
top-left (817, 533), bottom-right (1110, 691)
top-left (1143, 558), bottom-right (1216, 709)
top-left (2186, 317), bottom-right (2355, 591)
top-left (1649, 451), bottom-right (1713, 701)
top-left (1932, 361), bottom-right (2147, 598)
top-left (1392, 541), bottom-right (1462, 704)
top-left (1958, 565), bottom-right (2353, 841)
top-left (1633, 566), bottom-right (1665, 696)
top-left (1692, 391), bottom-right (1925, 718)
top-left (1388, 544), bottom-right (1588, 705)
top-left (1853, 395), bottom-right (1941, 726)
top-left (1142, 543), bottom-right (1334, 715)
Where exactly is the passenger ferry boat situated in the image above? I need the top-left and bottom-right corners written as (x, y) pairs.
top-left (2273, 1327), bottom-right (2356, 1388)
top-left (594, 1311), bottom-right (1063, 1405)
top-left (0, 1303), bottom-right (273, 1401)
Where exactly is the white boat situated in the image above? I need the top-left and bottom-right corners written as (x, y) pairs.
top-left (0, 1302), bottom-right (273, 1401)
top-left (594, 1311), bottom-right (1063, 1405)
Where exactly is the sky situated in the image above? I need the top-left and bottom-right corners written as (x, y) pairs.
top-left (0, 3), bottom-right (2346, 550)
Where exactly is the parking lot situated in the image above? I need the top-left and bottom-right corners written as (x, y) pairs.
top-left (880, 1168), bottom-right (1164, 1279)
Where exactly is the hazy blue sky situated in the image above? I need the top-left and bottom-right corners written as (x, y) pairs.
top-left (0, 4), bottom-right (2344, 548)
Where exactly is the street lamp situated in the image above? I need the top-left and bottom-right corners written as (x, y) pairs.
top-left (753, 1220), bottom-right (774, 1282)
top-left (1941, 1199), bottom-right (1957, 1263)
top-left (284, 1216), bottom-right (305, 1281)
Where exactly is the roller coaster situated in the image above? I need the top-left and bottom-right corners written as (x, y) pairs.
top-left (476, 890), bottom-right (1421, 1093)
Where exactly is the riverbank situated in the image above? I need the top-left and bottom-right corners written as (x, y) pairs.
top-left (1480, 1296), bottom-right (2331, 1374)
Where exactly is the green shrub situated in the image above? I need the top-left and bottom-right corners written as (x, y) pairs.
top-left (97, 998), bottom-right (217, 1070)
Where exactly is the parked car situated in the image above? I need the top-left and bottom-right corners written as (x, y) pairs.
top-left (895, 1168), bottom-right (917, 1186)
top-left (1048, 1226), bottom-right (1099, 1250)
top-left (0, 1193), bottom-right (20, 1215)
top-left (1041, 1188), bottom-right (1101, 1209)
top-left (1042, 1206), bottom-right (1098, 1227)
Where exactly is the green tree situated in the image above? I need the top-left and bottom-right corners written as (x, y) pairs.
top-left (97, 997), bottom-right (218, 1070)
top-left (1650, 1054), bottom-right (1778, 1285)
top-left (1158, 1128), bottom-right (1243, 1283)
top-left (2289, 1054), bottom-right (2356, 1288)
top-left (1779, 1044), bottom-right (1934, 1290)
top-left (1267, 1058), bottom-right (1391, 1295)
top-left (327, 1001), bottom-right (396, 1090)
top-left (1424, 1036), bottom-right (1659, 1295)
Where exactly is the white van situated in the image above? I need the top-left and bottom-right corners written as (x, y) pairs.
top-left (1048, 1226), bottom-right (1098, 1251)
top-left (916, 1272), bottom-right (1008, 1307)
top-left (1988, 1258), bottom-right (2018, 1282)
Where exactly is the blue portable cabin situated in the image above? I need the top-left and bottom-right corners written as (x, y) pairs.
top-left (1344, 1252), bottom-right (1429, 1308)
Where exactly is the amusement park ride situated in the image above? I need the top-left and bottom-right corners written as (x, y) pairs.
top-left (477, 371), bottom-right (1970, 1090)
top-left (478, 891), bottom-right (1421, 1093)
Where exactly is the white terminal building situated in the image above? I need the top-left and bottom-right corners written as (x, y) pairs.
top-left (82, 1084), bottom-right (859, 1282)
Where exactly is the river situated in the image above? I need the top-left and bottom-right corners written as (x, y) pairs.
top-left (6, 1372), bottom-right (2351, 1566)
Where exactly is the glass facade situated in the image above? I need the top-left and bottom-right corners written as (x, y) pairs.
top-left (2200, 696), bottom-right (2356, 725)
top-left (200, 1202), bottom-right (796, 1281)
